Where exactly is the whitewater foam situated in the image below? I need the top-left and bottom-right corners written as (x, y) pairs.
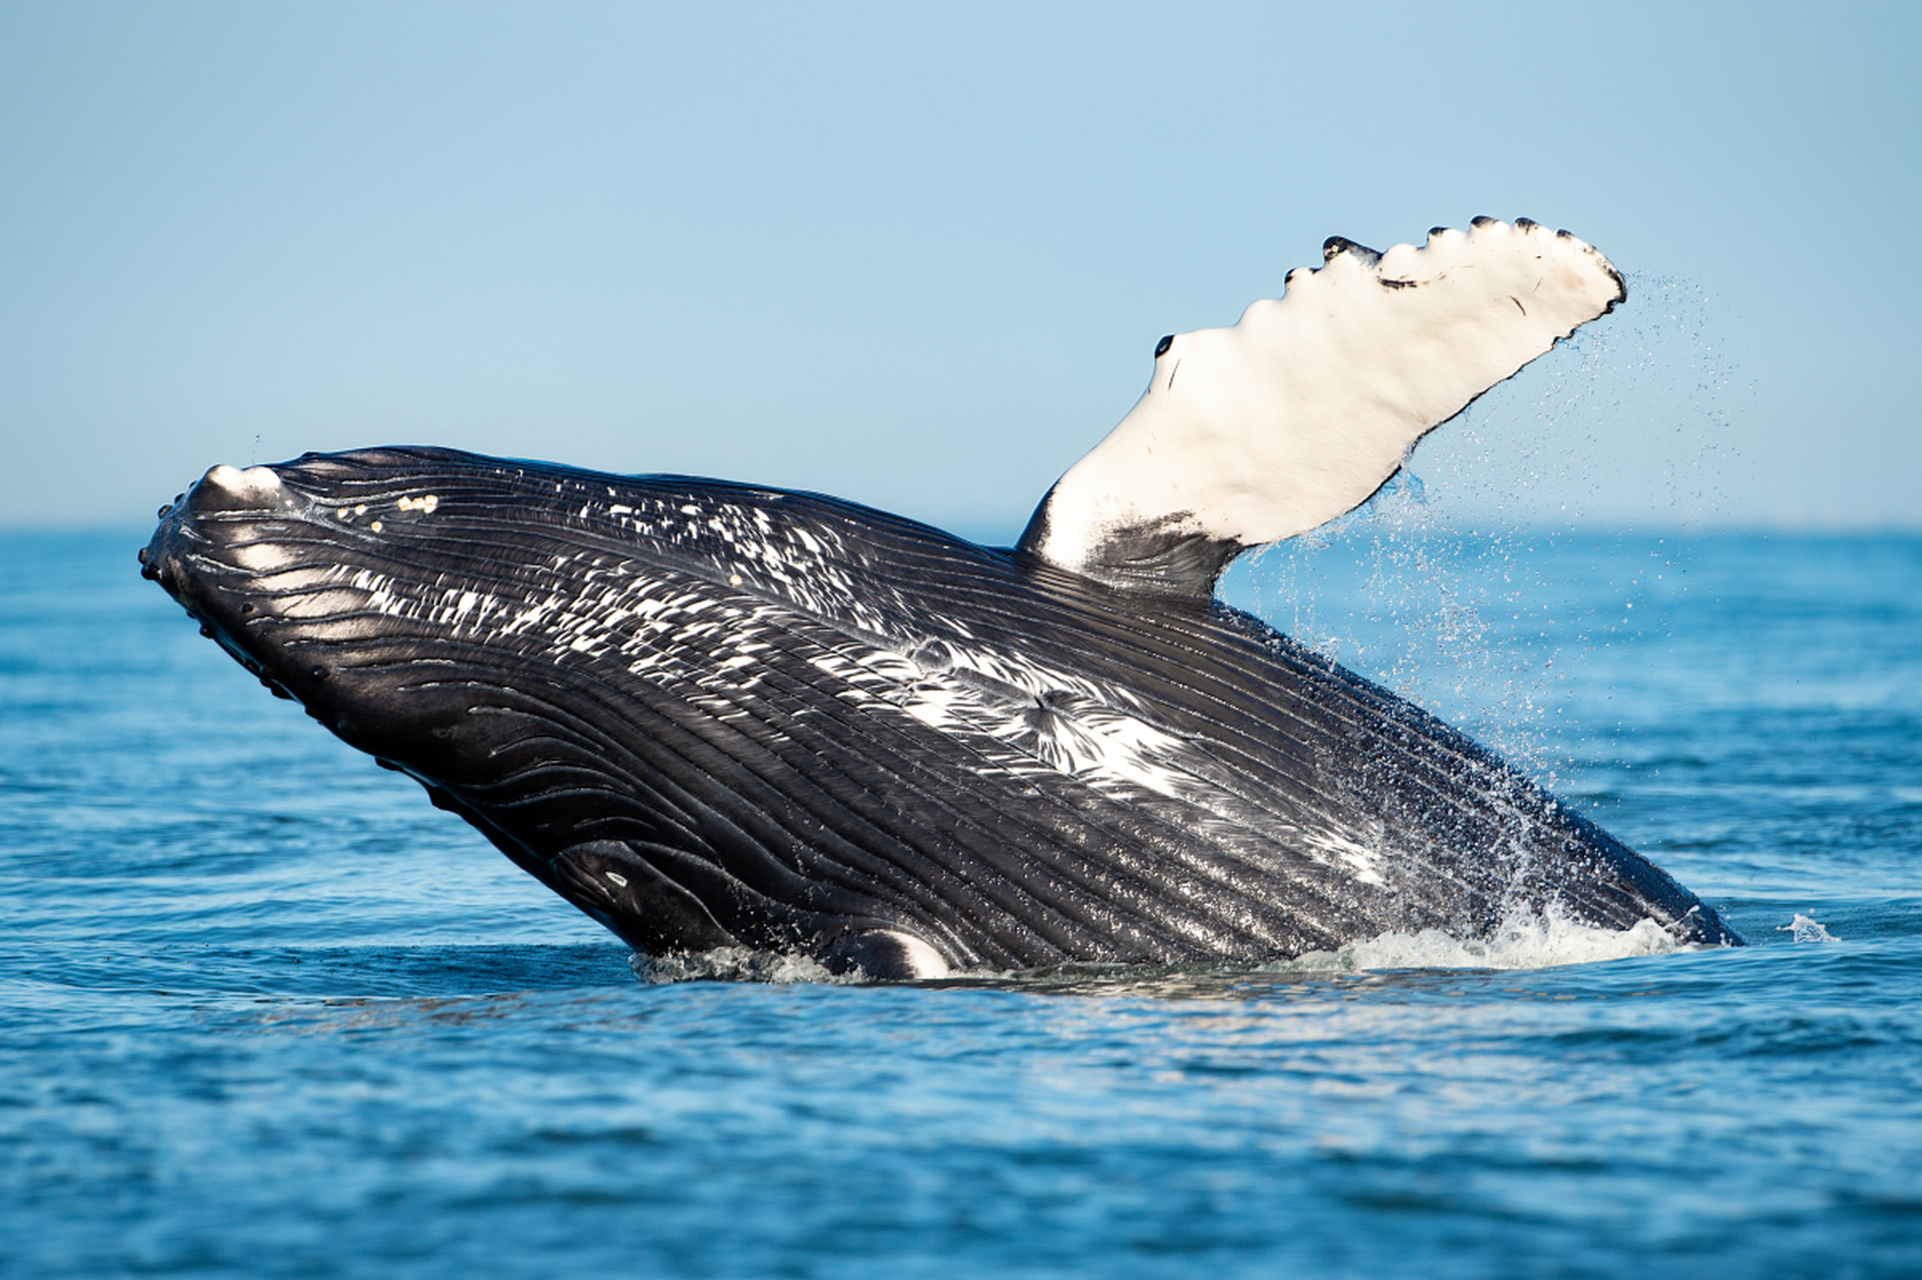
top-left (634, 946), bottom-right (863, 986)
top-left (1777, 912), bottom-right (1840, 943)
top-left (631, 910), bottom-right (1695, 987)
top-left (1260, 912), bottom-right (1685, 975)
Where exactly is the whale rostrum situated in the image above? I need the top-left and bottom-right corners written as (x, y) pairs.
top-left (141, 220), bottom-right (1740, 978)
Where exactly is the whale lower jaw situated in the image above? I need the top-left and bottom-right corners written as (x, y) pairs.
top-left (142, 447), bottom-right (1742, 978)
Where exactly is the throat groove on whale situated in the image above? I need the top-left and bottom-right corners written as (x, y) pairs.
top-left (142, 445), bottom-right (1741, 975)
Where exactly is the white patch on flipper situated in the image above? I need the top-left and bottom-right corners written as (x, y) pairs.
top-left (1028, 219), bottom-right (1626, 582)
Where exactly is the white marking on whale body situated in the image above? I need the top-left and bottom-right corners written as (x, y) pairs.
top-left (229, 542), bottom-right (292, 573)
top-left (1304, 830), bottom-right (1386, 887)
top-left (877, 931), bottom-right (951, 979)
top-left (348, 567), bottom-right (402, 618)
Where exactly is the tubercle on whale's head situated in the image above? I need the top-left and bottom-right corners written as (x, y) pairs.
top-left (142, 460), bottom-right (316, 698)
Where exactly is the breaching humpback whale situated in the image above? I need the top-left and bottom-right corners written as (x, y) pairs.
top-left (141, 218), bottom-right (1742, 978)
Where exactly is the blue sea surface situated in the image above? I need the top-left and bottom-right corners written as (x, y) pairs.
top-left (2, 529), bottom-right (1918, 1278)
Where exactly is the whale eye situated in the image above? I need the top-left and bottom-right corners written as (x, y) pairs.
top-left (1154, 334), bottom-right (1174, 358)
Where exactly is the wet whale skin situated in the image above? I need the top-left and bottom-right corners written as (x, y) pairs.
top-left (141, 446), bottom-right (1742, 975)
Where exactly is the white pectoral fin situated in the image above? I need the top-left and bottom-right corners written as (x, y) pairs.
top-left (1019, 218), bottom-right (1626, 595)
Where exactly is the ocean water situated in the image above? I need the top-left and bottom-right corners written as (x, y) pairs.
top-left (2, 528), bottom-right (1918, 1278)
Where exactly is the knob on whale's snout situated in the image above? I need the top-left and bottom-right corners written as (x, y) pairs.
top-left (142, 464), bottom-right (298, 591)
top-left (191, 464), bottom-right (291, 514)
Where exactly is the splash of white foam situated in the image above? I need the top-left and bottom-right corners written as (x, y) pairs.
top-left (1258, 910), bottom-right (1683, 974)
top-left (633, 947), bottom-right (862, 986)
top-left (1777, 912), bottom-right (1839, 943)
top-left (631, 910), bottom-right (1694, 987)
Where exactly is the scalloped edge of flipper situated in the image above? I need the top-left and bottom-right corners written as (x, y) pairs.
top-left (1018, 218), bottom-right (1626, 596)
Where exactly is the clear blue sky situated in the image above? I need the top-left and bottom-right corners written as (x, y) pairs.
top-left (3, 1), bottom-right (1916, 537)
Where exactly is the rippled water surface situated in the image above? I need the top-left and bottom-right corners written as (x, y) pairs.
top-left (3, 531), bottom-right (1918, 1278)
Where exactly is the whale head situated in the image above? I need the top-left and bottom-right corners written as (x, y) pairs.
top-left (145, 448), bottom-right (821, 962)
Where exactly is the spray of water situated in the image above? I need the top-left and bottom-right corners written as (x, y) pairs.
top-left (630, 908), bottom-right (1693, 988)
top-left (1218, 274), bottom-right (1737, 785)
top-left (1777, 913), bottom-right (1840, 943)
